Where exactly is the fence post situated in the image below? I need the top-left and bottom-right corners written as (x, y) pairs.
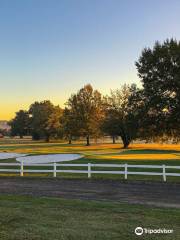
top-left (162, 164), bottom-right (166, 182)
top-left (20, 161), bottom-right (24, 177)
top-left (53, 162), bottom-right (56, 177)
top-left (125, 164), bottom-right (128, 180)
top-left (88, 163), bottom-right (91, 178)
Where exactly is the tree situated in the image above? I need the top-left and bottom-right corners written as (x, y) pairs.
top-left (102, 84), bottom-right (140, 148)
top-left (136, 39), bottom-right (180, 141)
top-left (61, 108), bottom-right (79, 144)
top-left (66, 84), bottom-right (105, 146)
top-left (101, 101), bottom-right (119, 144)
top-left (101, 117), bottom-right (118, 144)
top-left (9, 110), bottom-right (30, 138)
top-left (46, 106), bottom-right (63, 140)
top-left (29, 100), bottom-right (62, 142)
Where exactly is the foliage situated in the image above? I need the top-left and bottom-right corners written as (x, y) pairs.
top-left (65, 84), bottom-right (105, 145)
top-left (29, 100), bottom-right (63, 142)
top-left (9, 110), bottom-right (30, 138)
top-left (102, 84), bottom-right (140, 148)
top-left (136, 39), bottom-right (180, 141)
top-left (8, 39), bottom-right (180, 146)
top-left (61, 107), bottom-right (79, 144)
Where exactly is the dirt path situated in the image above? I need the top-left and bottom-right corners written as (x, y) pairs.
top-left (0, 177), bottom-right (180, 208)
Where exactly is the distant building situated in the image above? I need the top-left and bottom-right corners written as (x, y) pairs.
top-left (0, 121), bottom-right (11, 131)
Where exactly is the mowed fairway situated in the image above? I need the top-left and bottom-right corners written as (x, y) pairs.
top-left (0, 140), bottom-right (180, 181)
top-left (0, 140), bottom-right (180, 160)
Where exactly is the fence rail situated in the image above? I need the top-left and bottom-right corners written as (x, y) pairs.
top-left (0, 162), bottom-right (180, 181)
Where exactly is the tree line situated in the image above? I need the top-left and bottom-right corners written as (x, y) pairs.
top-left (8, 39), bottom-right (180, 148)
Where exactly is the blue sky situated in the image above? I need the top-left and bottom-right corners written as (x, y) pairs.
top-left (0, 0), bottom-right (180, 119)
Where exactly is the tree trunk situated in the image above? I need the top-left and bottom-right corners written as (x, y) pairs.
top-left (45, 135), bottom-right (50, 142)
top-left (86, 135), bottom-right (90, 146)
top-left (112, 136), bottom-right (116, 144)
top-left (68, 134), bottom-right (72, 144)
top-left (123, 140), bottom-right (130, 149)
top-left (121, 134), bottom-right (130, 149)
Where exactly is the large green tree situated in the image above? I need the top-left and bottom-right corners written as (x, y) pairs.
top-left (9, 110), bottom-right (30, 138)
top-left (29, 100), bottom-right (62, 142)
top-left (66, 84), bottom-right (104, 145)
top-left (102, 84), bottom-right (140, 148)
top-left (136, 39), bottom-right (180, 141)
top-left (61, 107), bottom-right (79, 144)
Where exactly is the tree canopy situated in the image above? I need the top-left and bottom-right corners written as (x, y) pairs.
top-left (65, 84), bottom-right (105, 145)
top-left (8, 38), bottom-right (180, 146)
top-left (29, 101), bottom-right (63, 142)
top-left (9, 110), bottom-right (30, 138)
top-left (136, 39), bottom-right (180, 141)
top-left (102, 84), bottom-right (140, 148)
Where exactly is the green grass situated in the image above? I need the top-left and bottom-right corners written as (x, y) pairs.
top-left (120, 149), bottom-right (180, 154)
top-left (0, 140), bottom-right (180, 181)
top-left (0, 195), bottom-right (179, 240)
top-left (0, 141), bottom-right (180, 239)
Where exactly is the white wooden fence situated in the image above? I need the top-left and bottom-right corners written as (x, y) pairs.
top-left (0, 162), bottom-right (180, 181)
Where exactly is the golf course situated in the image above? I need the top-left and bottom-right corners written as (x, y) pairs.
top-left (0, 139), bottom-right (180, 239)
top-left (0, 139), bottom-right (180, 181)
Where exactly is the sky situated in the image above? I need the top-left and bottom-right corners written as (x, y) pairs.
top-left (0, 0), bottom-right (180, 120)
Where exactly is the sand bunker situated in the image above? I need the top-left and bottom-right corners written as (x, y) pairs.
top-left (0, 153), bottom-right (27, 160)
top-left (16, 154), bottom-right (83, 164)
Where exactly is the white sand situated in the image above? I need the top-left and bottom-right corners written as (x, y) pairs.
top-left (0, 153), bottom-right (27, 160)
top-left (16, 154), bottom-right (83, 163)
